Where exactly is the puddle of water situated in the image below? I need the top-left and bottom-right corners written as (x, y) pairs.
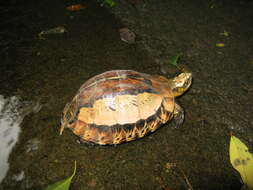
top-left (0, 95), bottom-right (41, 183)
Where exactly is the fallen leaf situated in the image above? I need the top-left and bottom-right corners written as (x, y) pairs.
top-left (66, 4), bottom-right (86, 11)
top-left (229, 135), bottom-right (253, 189)
top-left (216, 43), bottom-right (225, 47)
top-left (167, 54), bottom-right (182, 67)
top-left (104, 0), bottom-right (116, 7)
top-left (220, 30), bottom-right (229, 37)
top-left (43, 161), bottom-right (76, 190)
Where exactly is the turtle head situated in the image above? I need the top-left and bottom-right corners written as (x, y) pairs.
top-left (169, 72), bottom-right (192, 97)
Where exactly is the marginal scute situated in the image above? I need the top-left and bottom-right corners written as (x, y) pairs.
top-left (112, 130), bottom-right (123, 144)
top-left (60, 70), bottom-right (191, 145)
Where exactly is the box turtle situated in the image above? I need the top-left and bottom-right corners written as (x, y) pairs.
top-left (60, 70), bottom-right (192, 145)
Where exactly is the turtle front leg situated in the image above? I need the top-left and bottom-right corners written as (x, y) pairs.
top-left (173, 102), bottom-right (184, 127)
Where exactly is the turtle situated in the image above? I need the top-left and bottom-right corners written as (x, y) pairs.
top-left (60, 70), bottom-right (192, 145)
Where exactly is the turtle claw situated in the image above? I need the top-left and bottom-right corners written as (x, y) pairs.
top-left (173, 103), bottom-right (184, 127)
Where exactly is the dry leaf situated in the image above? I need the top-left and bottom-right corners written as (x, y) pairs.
top-left (66, 4), bottom-right (86, 11)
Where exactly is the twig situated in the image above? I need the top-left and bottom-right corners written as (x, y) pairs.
top-left (177, 166), bottom-right (194, 190)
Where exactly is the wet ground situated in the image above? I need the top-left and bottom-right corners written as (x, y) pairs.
top-left (0, 0), bottom-right (253, 189)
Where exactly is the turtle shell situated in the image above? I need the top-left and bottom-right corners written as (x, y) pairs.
top-left (61, 70), bottom-right (175, 145)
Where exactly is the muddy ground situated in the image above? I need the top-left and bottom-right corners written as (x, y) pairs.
top-left (0, 0), bottom-right (253, 189)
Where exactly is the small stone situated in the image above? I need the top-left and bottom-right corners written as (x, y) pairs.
top-left (88, 179), bottom-right (97, 187)
top-left (26, 138), bottom-right (40, 153)
top-left (12, 171), bottom-right (25, 182)
top-left (119, 28), bottom-right (136, 44)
